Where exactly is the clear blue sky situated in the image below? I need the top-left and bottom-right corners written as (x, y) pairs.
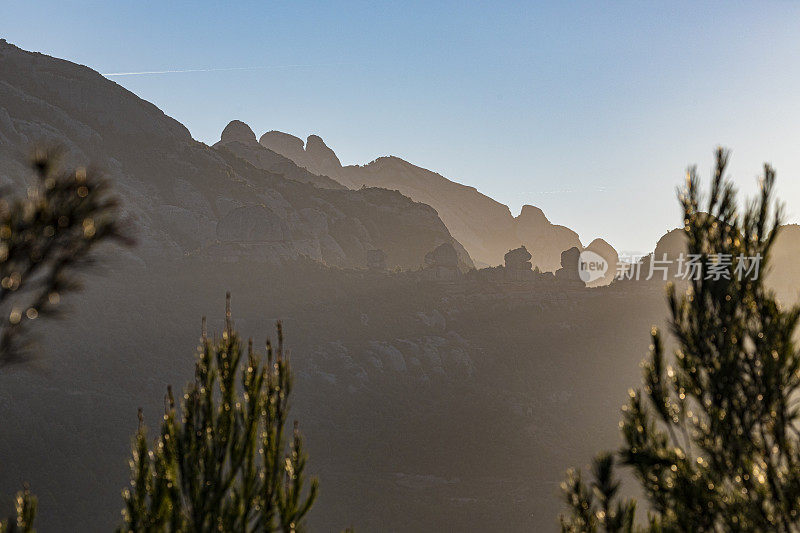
top-left (4, 1), bottom-right (800, 252)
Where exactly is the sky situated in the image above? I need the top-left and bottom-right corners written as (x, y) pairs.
top-left (4, 1), bottom-right (800, 252)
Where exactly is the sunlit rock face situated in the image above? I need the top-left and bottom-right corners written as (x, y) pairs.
top-left (653, 228), bottom-right (687, 257)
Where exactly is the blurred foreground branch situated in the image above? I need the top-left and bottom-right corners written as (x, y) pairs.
top-left (0, 147), bottom-right (132, 367)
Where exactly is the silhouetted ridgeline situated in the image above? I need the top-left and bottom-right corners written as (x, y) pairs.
top-left (0, 39), bottom-right (471, 272)
top-left (258, 128), bottom-right (619, 272)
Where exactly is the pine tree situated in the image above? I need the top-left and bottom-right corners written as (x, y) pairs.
top-left (0, 489), bottom-right (36, 533)
top-left (0, 147), bottom-right (130, 366)
top-left (118, 295), bottom-right (318, 532)
top-left (560, 148), bottom-right (800, 531)
top-left (0, 148), bottom-right (128, 531)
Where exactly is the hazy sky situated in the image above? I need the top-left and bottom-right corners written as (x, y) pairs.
top-left (4, 1), bottom-right (800, 252)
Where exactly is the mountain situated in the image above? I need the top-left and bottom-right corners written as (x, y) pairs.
top-left (214, 120), bottom-right (345, 190)
top-left (259, 131), bottom-right (613, 272)
top-left (0, 39), bottom-right (473, 272)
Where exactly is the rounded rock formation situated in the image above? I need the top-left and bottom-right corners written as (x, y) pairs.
top-left (219, 120), bottom-right (258, 145)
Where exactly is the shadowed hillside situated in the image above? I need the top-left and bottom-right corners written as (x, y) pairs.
top-left (0, 253), bottom-right (667, 531)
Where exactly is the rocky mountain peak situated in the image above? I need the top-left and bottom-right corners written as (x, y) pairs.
top-left (516, 205), bottom-right (550, 227)
top-left (584, 238), bottom-right (620, 286)
top-left (220, 120), bottom-right (258, 145)
top-left (305, 134), bottom-right (342, 174)
top-left (258, 131), bottom-right (342, 178)
top-left (258, 130), bottom-right (306, 162)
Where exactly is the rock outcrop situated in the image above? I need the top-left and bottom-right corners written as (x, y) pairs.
top-left (258, 130), bottom-right (307, 163)
top-left (220, 119), bottom-right (258, 145)
top-left (555, 247), bottom-right (584, 285)
top-left (305, 134), bottom-right (342, 177)
top-left (584, 238), bottom-right (619, 286)
top-left (504, 246), bottom-right (533, 271)
top-left (423, 243), bottom-right (461, 279)
top-left (214, 121), bottom-right (345, 190)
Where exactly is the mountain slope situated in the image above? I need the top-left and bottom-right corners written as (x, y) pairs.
top-left (213, 120), bottom-right (345, 190)
top-left (0, 39), bottom-right (472, 271)
top-left (259, 130), bottom-right (614, 271)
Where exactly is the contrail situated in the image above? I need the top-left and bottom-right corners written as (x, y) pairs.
top-left (102, 65), bottom-right (315, 77)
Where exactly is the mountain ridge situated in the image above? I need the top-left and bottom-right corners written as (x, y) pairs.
top-left (0, 39), bottom-right (473, 272)
top-left (259, 129), bottom-right (617, 272)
